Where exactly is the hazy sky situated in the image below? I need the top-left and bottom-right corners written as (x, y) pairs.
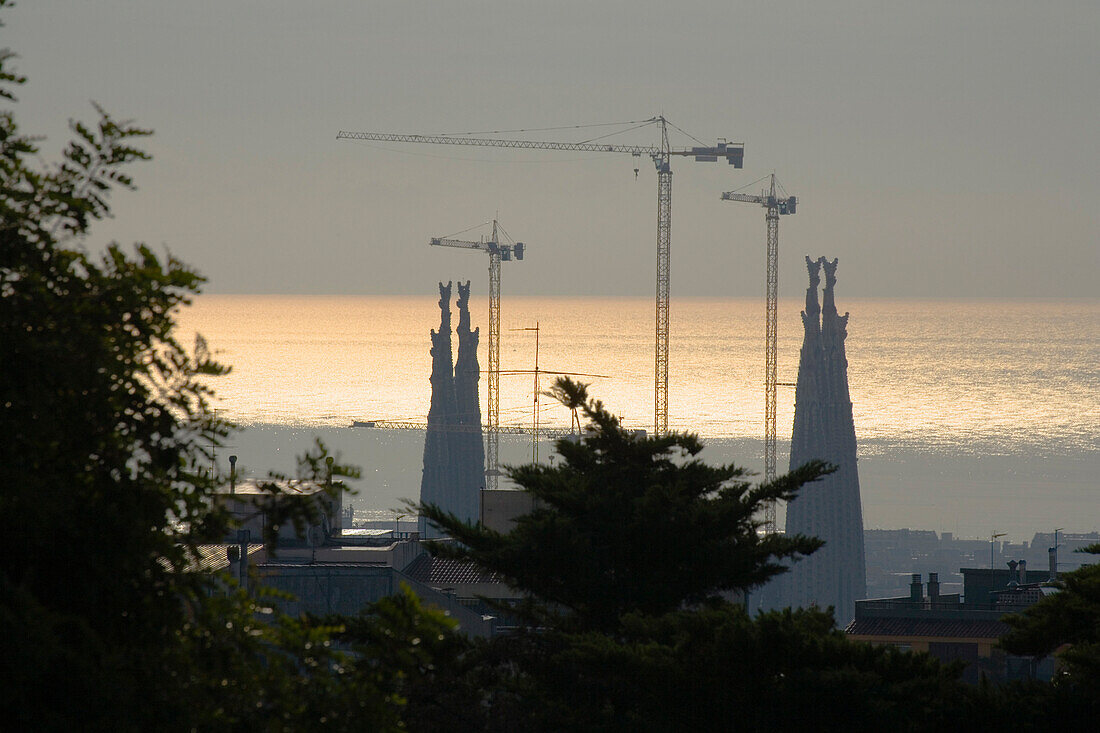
top-left (9, 1), bottom-right (1099, 298)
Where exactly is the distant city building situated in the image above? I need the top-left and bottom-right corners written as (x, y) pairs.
top-left (862, 528), bottom-right (1098, 599)
top-left (217, 477), bottom-right (343, 547)
top-left (480, 488), bottom-right (539, 534)
top-left (206, 475), bottom-right (492, 636)
top-left (419, 281), bottom-right (484, 537)
top-left (847, 564), bottom-right (1058, 683)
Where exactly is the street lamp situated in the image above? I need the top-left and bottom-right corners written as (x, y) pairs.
top-left (991, 531), bottom-right (1007, 570)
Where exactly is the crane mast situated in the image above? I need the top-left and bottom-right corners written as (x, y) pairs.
top-left (338, 118), bottom-right (743, 435)
top-left (654, 123), bottom-right (672, 435)
top-left (429, 221), bottom-right (524, 490)
top-left (487, 220), bottom-right (502, 489)
top-left (721, 174), bottom-right (797, 533)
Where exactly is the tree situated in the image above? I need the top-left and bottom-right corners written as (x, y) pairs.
top-left (2, 13), bottom-right (223, 720)
top-left (0, 13), bottom-right (462, 728)
top-left (1000, 544), bottom-right (1100, 693)
top-left (463, 605), bottom-right (973, 732)
top-left (417, 378), bottom-right (981, 731)
top-left (421, 377), bottom-right (830, 632)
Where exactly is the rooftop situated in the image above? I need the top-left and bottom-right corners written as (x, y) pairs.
top-left (404, 554), bottom-right (505, 586)
top-left (846, 616), bottom-right (1009, 640)
top-left (215, 478), bottom-right (330, 496)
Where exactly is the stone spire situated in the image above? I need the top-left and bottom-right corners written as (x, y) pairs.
top-left (452, 280), bottom-right (484, 523)
top-left (419, 282), bottom-right (457, 538)
top-left (780, 256), bottom-right (866, 625)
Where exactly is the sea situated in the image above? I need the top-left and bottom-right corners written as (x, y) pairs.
top-left (176, 295), bottom-right (1099, 543)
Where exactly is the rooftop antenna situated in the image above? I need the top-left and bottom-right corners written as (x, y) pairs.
top-left (508, 323), bottom-right (609, 461)
top-left (991, 531), bottom-right (1007, 570)
top-left (513, 323), bottom-right (543, 462)
top-left (1051, 527), bottom-right (1064, 580)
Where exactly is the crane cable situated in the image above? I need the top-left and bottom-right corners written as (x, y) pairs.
top-left (577, 119), bottom-right (659, 145)
top-left (437, 119), bottom-right (656, 137)
top-left (727, 173), bottom-right (772, 194)
top-left (663, 118), bottom-right (707, 147)
top-left (437, 221), bottom-right (493, 240)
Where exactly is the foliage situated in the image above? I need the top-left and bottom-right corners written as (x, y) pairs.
top-left (326, 584), bottom-right (487, 732)
top-left (2, 18), bottom-right (230, 719)
top-left (168, 584), bottom-right (460, 731)
top-left (1000, 544), bottom-right (1100, 694)
top-left (421, 377), bottom-right (830, 632)
top-left (458, 603), bottom-right (974, 733)
top-left (0, 17), bottom-right (461, 729)
top-left (417, 378), bottom-right (982, 730)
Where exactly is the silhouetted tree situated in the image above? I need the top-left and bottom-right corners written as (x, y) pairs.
top-left (421, 377), bottom-right (829, 632)
top-left (461, 604), bottom-right (975, 733)
top-left (414, 379), bottom-right (988, 731)
top-left (0, 10), bottom-right (461, 728)
top-left (1000, 544), bottom-right (1100, 695)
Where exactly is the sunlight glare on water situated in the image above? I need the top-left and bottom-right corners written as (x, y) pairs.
top-left (176, 295), bottom-right (1099, 458)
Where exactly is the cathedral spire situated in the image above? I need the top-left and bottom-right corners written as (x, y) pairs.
top-left (420, 282), bottom-right (457, 538)
top-left (453, 280), bottom-right (485, 523)
top-left (780, 257), bottom-right (866, 625)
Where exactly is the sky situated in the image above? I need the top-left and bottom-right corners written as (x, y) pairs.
top-left (7, 1), bottom-right (1099, 298)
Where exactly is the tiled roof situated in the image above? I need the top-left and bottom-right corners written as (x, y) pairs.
top-left (189, 543), bottom-right (264, 573)
top-left (403, 554), bottom-right (504, 586)
top-left (216, 479), bottom-right (328, 496)
top-left (846, 616), bottom-right (1009, 640)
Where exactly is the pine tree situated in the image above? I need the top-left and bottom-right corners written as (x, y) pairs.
top-left (420, 377), bottom-right (830, 631)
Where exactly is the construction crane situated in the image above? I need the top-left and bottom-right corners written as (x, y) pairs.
top-left (720, 174), bottom-right (797, 533)
top-left (429, 220), bottom-right (524, 490)
top-left (337, 117), bottom-right (744, 435)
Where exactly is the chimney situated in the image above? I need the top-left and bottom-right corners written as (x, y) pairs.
top-left (1018, 559), bottom-right (1027, 584)
top-left (229, 455), bottom-right (237, 494)
top-left (235, 528), bottom-right (250, 587)
top-left (927, 572), bottom-right (940, 601)
top-left (1049, 546), bottom-right (1058, 580)
top-left (910, 573), bottom-right (923, 602)
top-left (1006, 559), bottom-right (1018, 586)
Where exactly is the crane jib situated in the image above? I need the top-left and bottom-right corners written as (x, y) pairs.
top-left (337, 121), bottom-right (746, 438)
top-left (336, 131), bottom-right (744, 167)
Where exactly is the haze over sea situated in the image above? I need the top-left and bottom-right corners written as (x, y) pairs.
top-left (178, 295), bottom-right (1099, 542)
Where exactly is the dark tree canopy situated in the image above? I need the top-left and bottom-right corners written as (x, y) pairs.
top-left (466, 605), bottom-right (974, 733)
top-left (417, 379), bottom-right (995, 731)
top-left (1000, 544), bottom-right (1100, 691)
top-left (421, 377), bottom-right (831, 631)
top-left (0, 14), bottom-right (460, 728)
